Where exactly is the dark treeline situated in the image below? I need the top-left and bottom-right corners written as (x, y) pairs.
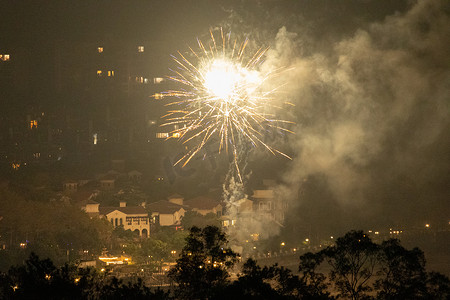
top-left (1, 226), bottom-right (449, 299)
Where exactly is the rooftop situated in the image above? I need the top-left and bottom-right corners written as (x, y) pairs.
top-left (99, 206), bottom-right (147, 216)
top-left (184, 196), bottom-right (221, 210)
top-left (147, 200), bottom-right (187, 214)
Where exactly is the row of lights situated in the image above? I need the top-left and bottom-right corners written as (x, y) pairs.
top-left (97, 46), bottom-right (144, 53)
top-left (0, 54), bottom-right (10, 61)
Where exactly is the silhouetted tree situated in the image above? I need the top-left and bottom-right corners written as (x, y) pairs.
top-left (221, 256), bottom-right (332, 299)
top-left (222, 258), bottom-right (293, 299)
top-left (375, 239), bottom-right (428, 299)
top-left (298, 252), bottom-right (333, 299)
top-left (0, 253), bottom-right (170, 300)
top-left (5, 252), bottom-right (56, 299)
top-left (168, 226), bottom-right (238, 299)
top-left (320, 231), bottom-right (379, 300)
top-left (425, 271), bottom-right (450, 300)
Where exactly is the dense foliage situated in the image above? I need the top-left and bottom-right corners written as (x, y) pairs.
top-left (0, 187), bottom-right (112, 270)
top-left (0, 253), bottom-right (169, 300)
top-left (1, 227), bottom-right (449, 299)
top-left (168, 226), bottom-right (238, 299)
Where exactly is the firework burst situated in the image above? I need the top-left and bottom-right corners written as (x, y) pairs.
top-left (159, 28), bottom-right (293, 181)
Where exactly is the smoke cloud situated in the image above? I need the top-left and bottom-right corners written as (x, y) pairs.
top-left (257, 0), bottom-right (450, 232)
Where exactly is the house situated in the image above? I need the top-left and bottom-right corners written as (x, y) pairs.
top-left (99, 175), bottom-right (116, 190)
top-left (81, 199), bottom-right (100, 218)
top-left (72, 183), bottom-right (100, 215)
top-left (147, 200), bottom-right (186, 227)
top-left (63, 180), bottom-right (79, 192)
top-left (128, 170), bottom-right (143, 182)
top-left (184, 196), bottom-right (223, 217)
top-left (78, 260), bottom-right (97, 268)
top-left (221, 197), bottom-right (253, 227)
top-left (251, 188), bottom-right (286, 226)
top-left (99, 202), bottom-right (150, 237)
top-left (167, 193), bottom-right (184, 205)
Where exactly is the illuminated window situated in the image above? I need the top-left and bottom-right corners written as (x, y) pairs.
top-left (97, 70), bottom-right (102, 76)
top-left (156, 132), bottom-right (169, 139)
top-left (98, 47), bottom-right (103, 53)
top-left (144, 78), bottom-right (148, 84)
top-left (153, 77), bottom-right (164, 84)
top-left (107, 70), bottom-right (114, 77)
top-left (30, 120), bottom-right (38, 129)
top-left (153, 93), bottom-right (163, 99)
top-left (2, 54), bottom-right (10, 61)
top-left (138, 46), bottom-right (144, 52)
top-left (33, 152), bottom-right (41, 158)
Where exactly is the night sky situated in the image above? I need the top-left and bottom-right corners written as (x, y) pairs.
top-left (1, 0), bottom-right (449, 235)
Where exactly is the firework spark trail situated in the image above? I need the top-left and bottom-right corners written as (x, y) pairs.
top-left (159, 28), bottom-right (294, 181)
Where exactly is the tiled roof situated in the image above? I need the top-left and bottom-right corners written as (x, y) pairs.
top-left (63, 180), bottom-right (78, 184)
top-left (252, 189), bottom-right (274, 199)
top-left (184, 196), bottom-right (221, 210)
top-left (147, 200), bottom-right (186, 214)
top-left (86, 199), bottom-right (99, 205)
top-left (99, 206), bottom-right (147, 216)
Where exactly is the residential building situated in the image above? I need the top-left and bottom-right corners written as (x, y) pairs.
top-left (98, 202), bottom-right (150, 237)
top-left (184, 196), bottom-right (223, 217)
top-left (251, 188), bottom-right (287, 226)
top-left (100, 176), bottom-right (116, 190)
top-left (0, 40), bottom-right (174, 178)
top-left (221, 197), bottom-right (253, 227)
top-left (128, 170), bottom-right (143, 182)
top-left (63, 180), bottom-right (79, 192)
top-left (167, 193), bottom-right (184, 205)
top-left (147, 200), bottom-right (186, 227)
top-left (81, 199), bottom-right (100, 218)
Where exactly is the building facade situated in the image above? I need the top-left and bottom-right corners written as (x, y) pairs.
top-left (98, 203), bottom-right (150, 237)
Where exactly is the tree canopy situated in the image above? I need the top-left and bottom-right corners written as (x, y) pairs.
top-left (168, 226), bottom-right (238, 299)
